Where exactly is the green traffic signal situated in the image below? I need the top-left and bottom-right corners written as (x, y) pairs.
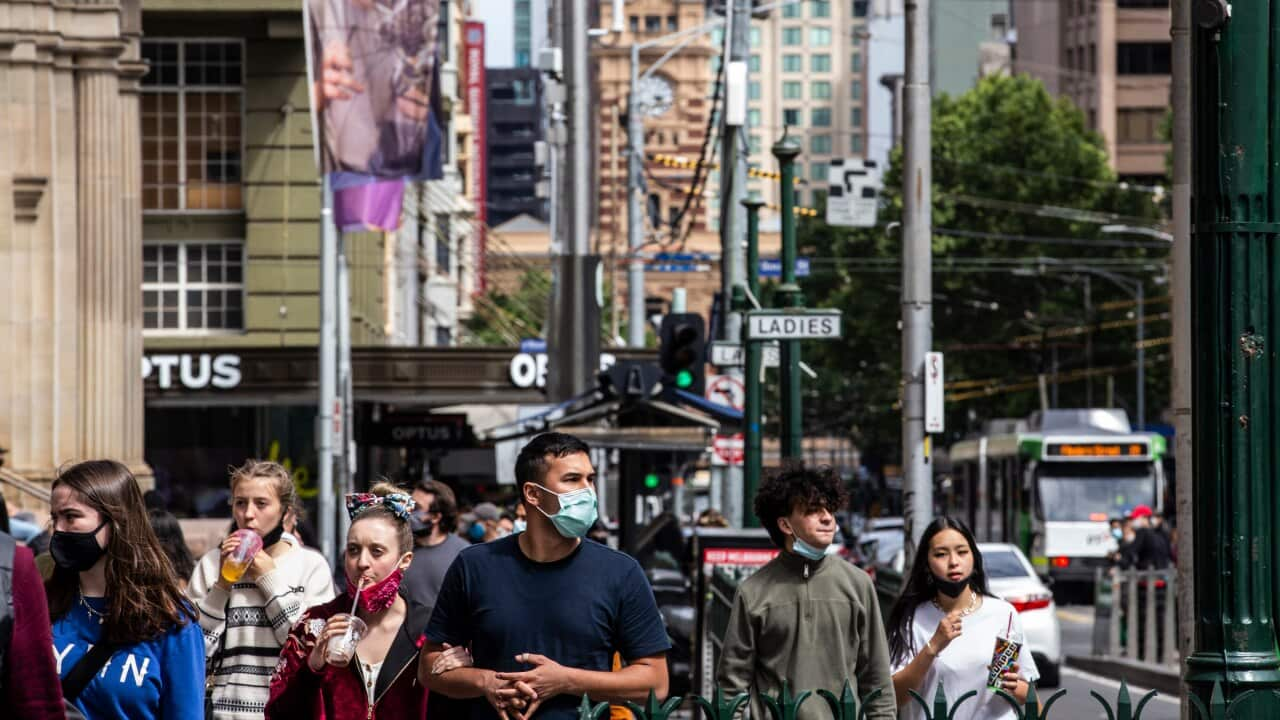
top-left (644, 473), bottom-right (660, 489)
top-left (675, 369), bottom-right (694, 388)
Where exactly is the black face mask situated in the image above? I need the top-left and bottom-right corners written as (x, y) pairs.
top-left (932, 573), bottom-right (971, 598)
top-left (50, 520), bottom-right (109, 572)
top-left (410, 512), bottom-right (435, 537)
top-left (259, 519), bottom-right (285, 549)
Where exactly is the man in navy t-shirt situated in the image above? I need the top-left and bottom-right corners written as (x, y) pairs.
top-left (419, 433), bottom-right (671, 719)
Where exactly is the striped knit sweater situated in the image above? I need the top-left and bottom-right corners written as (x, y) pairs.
top-left (188, 539), bottom-right (336, 720)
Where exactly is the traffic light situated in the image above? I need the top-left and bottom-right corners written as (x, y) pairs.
top-left (659, 313), bottom-right (706, 396)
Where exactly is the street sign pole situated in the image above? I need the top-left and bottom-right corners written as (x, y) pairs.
top-left (742, 192), bottom-right (765, 527)
top-left (772, 135), bottom-right (803, 460)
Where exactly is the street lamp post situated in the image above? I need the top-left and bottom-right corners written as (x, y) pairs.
top-left (772, 134), bottom-right (803, 460)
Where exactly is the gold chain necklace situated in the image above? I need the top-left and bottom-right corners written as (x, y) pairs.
top-left (933, 589), bottom-right (979, 617)
top-left (78, 591), bottom-right (106, 625)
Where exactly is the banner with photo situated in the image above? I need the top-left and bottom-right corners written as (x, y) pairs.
top-left (304, 0), bottom-right (445, 230)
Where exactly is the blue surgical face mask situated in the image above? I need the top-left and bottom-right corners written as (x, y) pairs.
top-left (513, 519), bottom-right (527, 534)
top-left (1111, 528), bottom-right (1123, 540)
top-left (532, 484), bottom-right (598, 539)
top-left (468, 522), bottom-right (486, 541)
top-left (792, 536), bottom-right (828, 561)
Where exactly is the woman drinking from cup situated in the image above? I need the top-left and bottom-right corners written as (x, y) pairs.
top-left (266, 484), bottom-right (433, 719)
top-left (886, 517), bottom-right (1038, 720)
top-left (189, 460), bottom-right (335, 720)
top-left (47, 460), bottom-right (205, 719)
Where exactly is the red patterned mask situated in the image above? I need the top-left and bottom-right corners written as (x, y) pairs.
top-left (346, 568), bottom-right (405, 613)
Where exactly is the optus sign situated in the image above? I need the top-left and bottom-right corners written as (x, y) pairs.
top-left (509, 353), bottom-right (617, 389)
top-left (142, 354), bottom-right (241, 390)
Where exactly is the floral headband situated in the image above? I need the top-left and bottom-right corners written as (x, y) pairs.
top-left (345, 492), bottom-right (415, 521)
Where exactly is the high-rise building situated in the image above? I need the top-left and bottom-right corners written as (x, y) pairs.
top-left (468, 0), bottom-right (548, 68)
top-left (931, 0), bottom-right (1009, 97)
top-left (1014, 0), bottom-right (1171, 185)
top-left (486, 68), bottom-right (547, 224)
top-left (734, 0), bottom-right (872, 221)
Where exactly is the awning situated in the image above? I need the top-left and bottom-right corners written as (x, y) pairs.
top-left (671, 388), bottom-right (743, 423)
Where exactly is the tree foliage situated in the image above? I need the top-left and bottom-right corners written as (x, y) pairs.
top-left (792, 74), bottom-right (1167, 466)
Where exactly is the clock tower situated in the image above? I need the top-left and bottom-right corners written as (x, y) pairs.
top-left (593, 0), bottom-right (717, 329)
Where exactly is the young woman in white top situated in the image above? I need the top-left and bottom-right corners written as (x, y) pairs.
top-left (188, 460), bottom-right (336, 720)
top-left (886, 517), bottom-right (1038, 720)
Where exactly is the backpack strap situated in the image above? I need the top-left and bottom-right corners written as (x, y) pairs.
top-left (62, 641), bottom-right (119, 702)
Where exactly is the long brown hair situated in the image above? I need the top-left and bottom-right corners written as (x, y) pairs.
top-left (46, 460), bottom-right (196, 644)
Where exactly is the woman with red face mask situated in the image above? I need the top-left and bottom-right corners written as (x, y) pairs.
top-left (266, 483), bottom-right (437, 719)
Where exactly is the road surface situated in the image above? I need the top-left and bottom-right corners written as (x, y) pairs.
top-left (1052, 605), bottom-right (1179, 719)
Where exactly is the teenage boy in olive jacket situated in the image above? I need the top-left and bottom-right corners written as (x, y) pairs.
top-left (717, 465), bottom-right (896, 719)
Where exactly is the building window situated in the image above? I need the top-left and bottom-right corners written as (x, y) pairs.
top-left (750, 135), bottom-right (763, 154)
top-left (852, 30), bottom-right (862, 46)
top-left (851, 133), bottom-right (863, 153)
top-left (812, 0), bottom-right (831, 17)
top-left (1117, 42), bottom-right (1171, 74)
top-left (851, 79), bottom-right (862, 99)
top-left (749, 81), bottom-right (762, 100)
top-left (1089, 43), bottom-right (1097, 73)
top-left (783, 108), bottom-right (800, 126)
top-left (851, 106), bottom-right (863, 127)
top-left (667, 15), bottom-right (677, 31)
top-left (645, 15), bottom-right (661, 32)
top-left (435, 327), bottom-right (453, 346)
top-left (811, 161), bottom-right (829, 182)
top-left (811, 134), bottom-right (832, 154)
top-left (851, 52), bottom-right (862, 72)
top-left (629, 16), bottom-right (639, 33)
top-left (141, 39), bottom-right (244, 211)
top-left (811, 81), bottom-right (832, 99)
top-left (1117, 108), bottom-right (1166, 143)
top-left (750, 54), bottom-right (761, 72)
top-left (750, 27), bottom-right (762, 46)
top-left (143, 242), bottom-right (244, 332)
top-left (783, 2), bottom-right (801, 17)
top-left (783, 54), bottom-right (803, 72)
top-left (811, 54), bottom-right (831, 72)
top-left (782, 28), bottom-right (802, 46)
top-left (748, 108), bottom-right (762, 127)
top-left (853, 0), bottom-right (869, 17)
top-left (783, 81), bottom-right (803, 99)
top-left (809, 27), bottom-right (832, 46)
top-left (812, 107), bottom-right (831, 126)
top-left (435, 214), bottom-right (452, 275)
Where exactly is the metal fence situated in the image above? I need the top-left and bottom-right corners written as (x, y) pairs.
top-left (1094, 567), bottom-right (1178, 668)
top-left (573, 680), bottom-right (1261, 719)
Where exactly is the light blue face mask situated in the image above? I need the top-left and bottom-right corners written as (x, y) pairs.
top-left (532, 484), bottom-right (598, 539)
top-left (513, 519), bottom-right (527, 534)
top-left (792, 536), bottom-right (829, 561)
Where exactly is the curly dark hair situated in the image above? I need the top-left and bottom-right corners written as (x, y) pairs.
top-left (753, 464), bottom-right (848, 548)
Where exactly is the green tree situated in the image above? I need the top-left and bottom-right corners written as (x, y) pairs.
top-left (793, 74), bottom-right (1167, 465)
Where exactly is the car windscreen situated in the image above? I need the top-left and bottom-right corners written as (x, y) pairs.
top-left (1038, 468), bottom-right (1155, 522)
top-left (983, 550), bottom-right (1031, 579)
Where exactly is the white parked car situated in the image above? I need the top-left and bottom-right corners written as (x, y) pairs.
top-left (979, 543), bottom-right (1063, 687)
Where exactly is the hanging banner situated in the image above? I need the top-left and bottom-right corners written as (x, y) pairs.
top-left (304, 0), bottom-right (445, 230)
top-left (464, 21), bottom-right (488, 291)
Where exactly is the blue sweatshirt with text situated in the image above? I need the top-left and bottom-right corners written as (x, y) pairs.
top-left (52, 596), bottom-right (206, 720)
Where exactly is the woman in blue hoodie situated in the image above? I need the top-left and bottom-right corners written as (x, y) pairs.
top-left (46, 460), bottom-right (205, 720)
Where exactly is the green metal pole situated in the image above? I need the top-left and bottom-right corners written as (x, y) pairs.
top-left (772, 136), bottom-right (802, 461)
top-left (742, 192), bottom-right (765, 526)
top-left (1186, 2), bottom-right (1280, 711)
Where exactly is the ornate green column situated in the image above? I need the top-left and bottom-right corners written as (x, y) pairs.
top-left (1186, 0), bottom-right (1280, 711)
top-left (771, 136), bottom-right (803, 460)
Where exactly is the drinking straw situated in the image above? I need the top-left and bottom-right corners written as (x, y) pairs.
top-left (349, 578), bottom-right (365, 617)
top-left (1006, 612), bottom-right (1013, 637)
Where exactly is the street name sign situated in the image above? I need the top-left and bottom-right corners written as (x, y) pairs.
top-left (710, 342), bottom-right (782, 368)
top-left (746, 310), bottom-right (842, 340)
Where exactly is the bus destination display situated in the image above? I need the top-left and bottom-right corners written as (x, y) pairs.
top-left (1045, 442), bottom-right (1149, 458)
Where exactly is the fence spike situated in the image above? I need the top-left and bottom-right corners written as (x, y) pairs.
top-left (932, 683), bottom-right (950, 720)
top-left (692, 686), bottom-right (750, 720)
top-left (946, 690), bottom-right (978, 720)
top-left (576, 694), bottom-right (611, 720)
top-left (907, 690), bottom-right (934, 719)
top-left (622, 689), bottom-right (684, 720)
top-left (1037, 687), bottom-right (1068, 720)
top-left (1222, 688), bottom-right (1259, 720)
top-left (1090, 689), bottom-right (1118, 720)
top-left (1131, 688), bottom-right (1158, 719)
top-left (817, 680), bottom-right (858, 720)
top-left (856, 687), bottom-right (886, 720)
top-left (760, 680), bottom-right (813, 720)
top-left (991, 688), bottom-right (1024, 720)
